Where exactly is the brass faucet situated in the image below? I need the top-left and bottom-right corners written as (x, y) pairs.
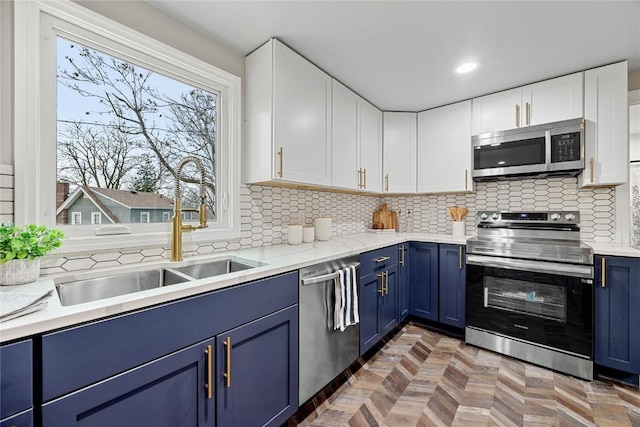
top-left (171, 156), bottom-right (208, 261)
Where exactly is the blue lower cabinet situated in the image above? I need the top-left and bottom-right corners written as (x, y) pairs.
top-left (0, 409), bottom-right (32, 427)
top-left (42, 338), bottom-right (216, 427)
top-left (0, 340), bottom-right (32, 421)
top-left (595, 255), bottom-right (640, 374)
top-left (216, 305), bottom-right (298, 427)
top-left (380, 265), bottom-right (399, 336)
top-left (359, 272), bottom-right (382, 354)
top-left (438, 244), bottom-right (466, 328)
top-left (408, 242), bottom-right (439, 321)
top-left (398, 244), bottom-right (409, 321)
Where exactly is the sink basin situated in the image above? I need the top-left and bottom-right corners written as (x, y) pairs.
top-left (55, 257), bottom-right (265, 306)
top-left (56, 268), bottom-right (191, 306)
top-left (172, 259), bottom-right (257, 280)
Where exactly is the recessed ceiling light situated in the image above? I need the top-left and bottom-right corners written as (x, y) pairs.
top-left (455, 62), bottom-right (480, 74)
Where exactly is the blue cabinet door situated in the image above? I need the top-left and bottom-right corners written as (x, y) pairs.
top-left (398, 244), bottom-right (409, 321)
top-left (216, 305), bottom-right (298, 427)
top-left (595, 256), bottom-right (640, 374)
top-left (359, 272), bottom-right (382, 354)
top-left (439, 244), bottom-right (466, 328)
top-left (42, 338), bottom-right (216, 427)
top-left (0, 340), bottom-right (32, 421)
top-left (380, 265), bottom-right (398, 336)
top-left (408, 242), bottom-right (439, 321)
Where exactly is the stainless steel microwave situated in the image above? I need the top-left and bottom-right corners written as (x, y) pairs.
top-left (472, 118), bottom-right (585, 180)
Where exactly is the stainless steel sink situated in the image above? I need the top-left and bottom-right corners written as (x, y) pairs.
top-left (172, 259), bottom-right (256, 280)
top-left (55, 257), bottom-right (264, 306)
top-left (56, 269), bottom-right (191, 306)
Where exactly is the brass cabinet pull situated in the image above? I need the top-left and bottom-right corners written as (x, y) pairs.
top-left (464, 170), bottom-right (468, 191)
top-left (377, 273), bottom-right (385, 294)
top-left (515, 104), bottom-right (520, 127)
top-left (223, 337), bottom-right (231, 388)
top-left (601, 258), bottom-right (606, 288)
top-left (399, 245), bottom-right (405, 266)
top-left (385, 174), bottom-right (389, 192)
top-left (357, 168), bottom-right (363, 188)
top-left (363, 168), bottom-right (367, 189)
top-left (525, 102), bottom-right (530, 125)
top-left (459, 246), bottom-right (463, 270)
top-left (374, 256), bottom-right (390, 263)
top-left (277, 147), bottom-right (283, 178)
top-left (590, 157), bottom-right (595, 183)
top-left (205, 345), bottom-right (213, 399)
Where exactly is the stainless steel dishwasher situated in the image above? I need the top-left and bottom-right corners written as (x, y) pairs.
top-left (298, 255), bottom-right (360, 405)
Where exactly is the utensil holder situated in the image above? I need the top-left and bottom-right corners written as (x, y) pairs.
top-left (315, 218), bottom-right (332, 241)
top-left (452, 221), bottom-right (465, 237)
top-left (288, 224), bottom-right (303, 245)
top-left (303, 225), bottom-right (315, 243)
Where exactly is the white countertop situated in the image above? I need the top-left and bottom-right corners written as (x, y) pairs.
top-left (2, 232), bottom-right (638, 343)
top-left (0, 232), bottom-right (465, 343)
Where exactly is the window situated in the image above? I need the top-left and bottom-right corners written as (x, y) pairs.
top-left (15, 1), bottom-right (241, 253)
top-left (71, 212), bottom-right (82, 225)
top-left (163, 212), bottom-right (171, 222)
top-left (91, 212), bottom-right (101, 225)
top-left (140, 212), bottom-right (150, 223)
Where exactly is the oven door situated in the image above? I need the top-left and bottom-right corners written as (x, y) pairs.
top-left (466, 254), bottom-right (593, 357)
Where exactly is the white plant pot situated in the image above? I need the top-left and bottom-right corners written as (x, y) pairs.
top-left (0, 258), bottom-right (41, 286)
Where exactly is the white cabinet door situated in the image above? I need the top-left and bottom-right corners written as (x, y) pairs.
top-left (471, 88), bottom-right (521, 135)
top-left (581, 61), bottom-right (628, 187)
top-left (523, 73), bottom-right (583, 127)
top-left (244, 39), bottom-right (332, 186)
top-left (359, 100), bottom-right (382, 192)
top-left (331, 80), bottom-right (359, 190)
top-left (383, 112), bottom-right (417, 193)
top-left (417, 100), bottom-right (473, 193)
top-left (274, 41), bottom-right (332, 185)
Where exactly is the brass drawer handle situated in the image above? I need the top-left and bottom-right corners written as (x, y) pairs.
top-left (224, 337), bottom-right (231, 388)
top-left (601, 258), bottom-right (606, 288)
top-left (374, 256), bottom-right (390, 263)
top-left (384, 271), bottom-right (389, 295)
top-left (205, 345), bottom-right (213, 399)
top-left (377, 273), bottom-right (385, 294)
top-left (459, 246), bottom-right (463, 270)
top-left (399, 245), bottom-right (405, 266)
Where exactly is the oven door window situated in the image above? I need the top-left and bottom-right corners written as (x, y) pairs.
top-left (484, 276), bottom-right (567, 323)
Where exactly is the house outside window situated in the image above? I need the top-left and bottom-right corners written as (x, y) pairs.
top-left (71, 212), bottom-right (82, 225)
top-left (14, 1), bottom-right (241, 253)
top-left (140, 212), bottom-right (150, 223)
top-left (91, 212), bottom-right (101, 225)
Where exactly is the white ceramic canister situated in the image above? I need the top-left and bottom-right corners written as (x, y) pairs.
top-left (452, 221), bottom-right (465, 237)
top-left (303, 225), bottom-right (315, 243)
top-left (287, 224), bottom-right (303, 245)
top-left (315, 217), bottom-right (332, 241)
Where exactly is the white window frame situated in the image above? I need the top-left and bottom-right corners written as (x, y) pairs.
top-left (71, 212), bottom-right (82, 225)
top-left (90, 212), bottom-right (101, 225)
top-left (140, 212), bottom-right (150, 224)
top-left (162, 212), bottom-right (171, 222)
top-left (14, 0), bottom-right (241, 254)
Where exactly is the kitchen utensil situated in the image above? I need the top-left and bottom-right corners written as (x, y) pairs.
top-left (373, 204), bottom-right (397, 230)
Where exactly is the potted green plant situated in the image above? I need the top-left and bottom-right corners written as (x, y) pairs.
top-left (0, 223), bottom-right (65, 286)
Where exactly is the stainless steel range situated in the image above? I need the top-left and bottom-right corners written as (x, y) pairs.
top-left (465, 211), bottom-right (594, 380)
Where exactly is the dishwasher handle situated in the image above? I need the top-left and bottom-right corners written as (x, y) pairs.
top-left (300, 263), bottom-right (360, 286)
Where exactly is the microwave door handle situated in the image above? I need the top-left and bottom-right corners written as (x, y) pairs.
top-left (545, 130), bottom-right (551, 170)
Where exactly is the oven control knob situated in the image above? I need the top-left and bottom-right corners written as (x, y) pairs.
top-left (480, 213), bottom-right (488, 220)
top-left (550, 213), bottom-right (561, 221)
top-left (565, 213), bottom-right (576, 221)
top-left (491, 213), bottom-right (500, 221)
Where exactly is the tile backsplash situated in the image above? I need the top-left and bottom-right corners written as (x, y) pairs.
top-left (34, 177), bottom-right (615, 275)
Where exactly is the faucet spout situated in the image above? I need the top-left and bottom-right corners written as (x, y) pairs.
top-left (171, 156), bottom-right (209, 261)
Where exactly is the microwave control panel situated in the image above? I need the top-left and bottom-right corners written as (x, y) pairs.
top-left (551, 132), bottom-right (581, 163)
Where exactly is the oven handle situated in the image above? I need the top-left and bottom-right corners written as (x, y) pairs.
top-left (466, 254), bottom-right (594, 279)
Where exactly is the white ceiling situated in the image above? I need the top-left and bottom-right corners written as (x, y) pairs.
top-left (148, 1), bottom-right (640, 112)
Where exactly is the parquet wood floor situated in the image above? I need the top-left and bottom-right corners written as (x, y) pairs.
top-left (291, 323), bottom-right (640, 427)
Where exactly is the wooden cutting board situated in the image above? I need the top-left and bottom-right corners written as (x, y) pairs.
top-left (373, 203), bottom-right (397, 230)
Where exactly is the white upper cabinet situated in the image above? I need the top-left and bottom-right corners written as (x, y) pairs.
top-left (580, 61), bottom-right (628, 187)
top-left (244, 39), bottom-right (332, 186)
top-left (417, 100), bottom-right (473, 193)
top-left (358, 99), bottom-right (383, 193)
top-left (472, 72), bottom-right (583, 135)
top-left (331, 80), bottom-right (382, 192)
top-left (383, 112), bottom-right (417, 193)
